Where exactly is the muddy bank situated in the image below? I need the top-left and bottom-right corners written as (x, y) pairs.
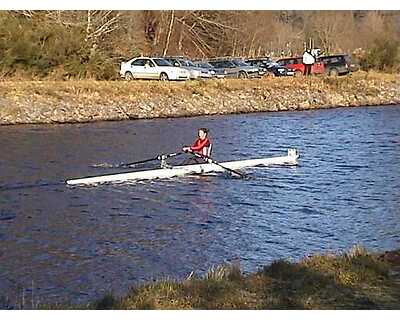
top-left (0, 71), bottom-right (399, 125)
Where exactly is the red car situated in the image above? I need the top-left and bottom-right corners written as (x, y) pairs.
top-left (276, 57), bottom-right (325, 76)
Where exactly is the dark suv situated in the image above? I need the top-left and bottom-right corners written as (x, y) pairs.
top-left (319, 54), bottom-right (351, 76)
top-left (245, 58), bottom-right (294, 77)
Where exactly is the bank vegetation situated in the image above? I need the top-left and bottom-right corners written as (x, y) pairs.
top-left (0, 11), bottom-right (399, 80)
top-left (39, 246), bottom-right (400, 309)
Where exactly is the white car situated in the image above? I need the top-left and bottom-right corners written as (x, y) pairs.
top-left (120, 57), bottom-right (190, 81)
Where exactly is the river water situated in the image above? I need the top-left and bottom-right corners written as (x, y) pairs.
top-left (1, 105), bottom-right (400, 307)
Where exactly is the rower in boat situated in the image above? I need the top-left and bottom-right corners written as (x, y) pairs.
top-left (182, 128), bottom-right (212, 164)
top-left (66, 149), bottom-right (299, 185)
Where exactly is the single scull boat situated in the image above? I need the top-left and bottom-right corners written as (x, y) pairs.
top-left (66, 149), bottom-right (299, 186)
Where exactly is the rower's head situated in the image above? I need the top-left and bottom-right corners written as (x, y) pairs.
top-left (198, 128), bottom-right (208, 139)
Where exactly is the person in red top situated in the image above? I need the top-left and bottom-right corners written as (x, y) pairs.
top-left (182, 128), bottom-right (212, 163)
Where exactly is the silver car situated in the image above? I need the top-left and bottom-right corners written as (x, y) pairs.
top-left (194, 61), bottom-right (226, 78)
top-left (164, 57), bottom-right (214, 79)
top-left (208, 59), bottom-right (262, 78)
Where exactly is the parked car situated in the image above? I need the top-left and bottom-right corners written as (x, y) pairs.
top-left (120, 57), bottom-right (190, 81)
top-left (350, 62), bottom-right (361, 72)
top-left (163, 56), bottom-right (214, 79)
top-left (319, 54), bottom-right (351, 76)
top-left (193, 61), bottom-right (226, 78)
top-left (245, 58), bottom-right (294, 77)
top-left (208, 58), bottom-right (261, 78)
top-left (231, 59), bottom-right (265, 77)
top-left (244, 57), bottom-right (272, 71)
top-left (266, 63), bottom-right (295, 77)
top-left (276, 56), bottom-right (325, 76)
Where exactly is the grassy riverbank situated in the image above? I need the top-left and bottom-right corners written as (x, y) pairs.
top-left (0, 71), bottom-right (399, 125)
top-left (41, 246), bottom-right (400, 310)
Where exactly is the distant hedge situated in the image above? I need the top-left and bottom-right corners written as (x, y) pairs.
top-left (0, 12), bottom-right (118, 80)
top-left (359, 37), bottom-right (400, 72)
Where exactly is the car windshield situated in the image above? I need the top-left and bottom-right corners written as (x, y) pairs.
top-left (247, 59), bottom-right (270, 65)
top-left (209, 61), bottom-right (222, 67)
top-left (232, 60), bottom-right (250, 67)
top-left (153, 58), bottom-right (172, 67)
top-left (198, 62), bottom-right (213, 68)
top-left (222, 61), bottom-right (235, 67)
top-left (180, 60), bottom-right (196, 67)
top-left (177, 60), bottom-right (188, 66)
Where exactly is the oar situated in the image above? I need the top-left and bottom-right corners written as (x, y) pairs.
top-left (119, 152), bottom-right (183, 168)
top-left (189, 151), bottom-right (246, 178)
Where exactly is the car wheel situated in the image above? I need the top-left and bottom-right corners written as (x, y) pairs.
top-left (125, 72), bottom-right (134, 81)
top-left (238, 71), bottom-right (248, 79)
top-left (160, 72), bottom-right (169, 81)
top-left (294, 70), bottom-right (303, 77)
top-left (329, 68), bottom-right (339, 77)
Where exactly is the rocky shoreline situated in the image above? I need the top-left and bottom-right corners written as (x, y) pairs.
top-left (0, 71), bottom-right (399, 125)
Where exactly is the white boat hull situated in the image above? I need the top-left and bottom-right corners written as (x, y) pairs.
top-left (66, 149), bottom-right (299, 186)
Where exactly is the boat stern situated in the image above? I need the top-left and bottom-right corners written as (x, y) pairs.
top-left (287, 148), bottom-right (299, 164)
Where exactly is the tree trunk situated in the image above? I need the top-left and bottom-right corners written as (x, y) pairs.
top-left (232, 35), bottom-right (237, 56)
top-left (163, 10), bottom-right (175, 56)
top-left (86, 10), bottom-right (91, 42)
top-left (248, 32), bottom-right (257, 57)
top-left (178, 25), bottom-right (184, 52)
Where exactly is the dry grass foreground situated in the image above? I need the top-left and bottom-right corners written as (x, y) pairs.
top-left (42, 246), bottom-right (400, 310)
top-left (0, 71), bottom-right (399, 125)
top-left (0, 71), bottom-right (398, 104)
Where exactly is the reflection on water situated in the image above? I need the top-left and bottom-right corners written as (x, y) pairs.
top-left (1, 105), bottom-right (400, 306)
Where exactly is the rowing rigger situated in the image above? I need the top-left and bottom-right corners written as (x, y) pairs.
top-left (66, 149), bottom-right (299, 186)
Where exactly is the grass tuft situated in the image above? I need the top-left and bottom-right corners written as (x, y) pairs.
top-left (92, 293), bottom-right (120, 310)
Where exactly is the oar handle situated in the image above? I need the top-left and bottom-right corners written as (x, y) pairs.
top-left (121, 151), bottom-right (183, 167)
top-left (157, 152), bottom-right (183, 160)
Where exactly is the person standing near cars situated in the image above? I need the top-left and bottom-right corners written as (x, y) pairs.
top-left (302, 49), bottom-right (315, 76)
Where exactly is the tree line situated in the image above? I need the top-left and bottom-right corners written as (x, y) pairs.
top-left (0, 10), bottom-right (399, 80)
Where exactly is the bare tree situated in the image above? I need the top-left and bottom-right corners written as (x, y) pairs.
top-left (1, 9), bottom-right (399, 79)
top-left (163, 11), bottom-right (175, 56)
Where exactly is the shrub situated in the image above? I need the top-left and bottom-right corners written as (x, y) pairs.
top-left (0, 12), bottom-right (120, 80)
top-left (360, 37), bottom-right (400, 72)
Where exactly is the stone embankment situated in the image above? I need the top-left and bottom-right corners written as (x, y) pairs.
top-left (0, 71), bottom-right (399, 125)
